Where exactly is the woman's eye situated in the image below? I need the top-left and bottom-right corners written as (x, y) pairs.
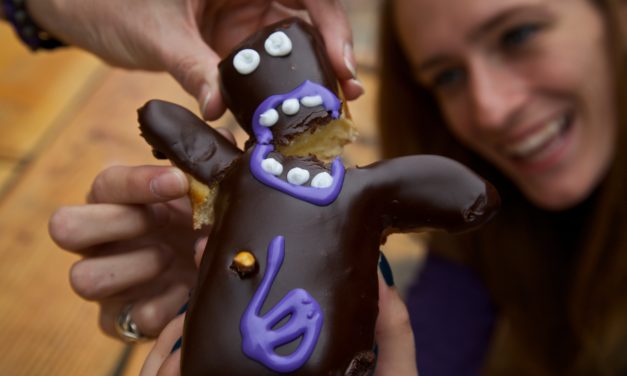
top-left (501, 23), bottom-right (542, 48)
top-left (432, 68), bottom-right (465, 89)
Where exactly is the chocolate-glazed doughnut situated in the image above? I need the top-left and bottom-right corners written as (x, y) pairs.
top-left (138, 18), bottom-right (500, 376)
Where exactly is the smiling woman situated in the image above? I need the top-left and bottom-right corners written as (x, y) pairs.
top-left (394, 0), bottom-right (616, 211)
top-left (379, 0), bottom-right (627, 374)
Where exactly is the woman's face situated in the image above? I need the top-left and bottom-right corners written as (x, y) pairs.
top-left (395, 0), bottom-right (617, 210)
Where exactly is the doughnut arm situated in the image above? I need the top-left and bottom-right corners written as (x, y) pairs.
top-left (138, 100), bottom-right (243, 184)
top-left (351, 155), bottom-right (501, 236)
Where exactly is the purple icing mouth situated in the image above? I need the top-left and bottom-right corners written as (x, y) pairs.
top-left (249, 80), bottom-right (345, 206)
top-left (240, 236), bottom-right (323, 373)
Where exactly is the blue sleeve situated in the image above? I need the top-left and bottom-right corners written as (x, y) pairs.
top-left (405, 252), bottom-right (496, 376)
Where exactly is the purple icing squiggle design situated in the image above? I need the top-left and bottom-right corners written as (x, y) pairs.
top-left (249, 80), bottom-right (345, 205)
top-left (240, 236), bottom-right (323, 373)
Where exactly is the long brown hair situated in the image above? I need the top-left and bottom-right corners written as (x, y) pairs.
top-left (377, 0), bottom-right (627, 374)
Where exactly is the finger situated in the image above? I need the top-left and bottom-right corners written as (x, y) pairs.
top-left (133, 283), bottom-right (190, 337)
top-left (264, 1), bottom-right (310, 24)
top-left (157, 349), bottom-right (182, 376)
top-left (214, 127), bottom-right (236, 145)
top-left (49, 204), bottom-right (169, 252)
top-left (98, 277), bottom-right (181, 338)
top-left (198, 66), bottom-right (227, 121)
top-left (158, 30), bottom-right (226, 121)
top-left (303, 0), bottom-right (364, 100)
top-left (87, 165), bottom-right (188, 204)
top-left (340, 78), bottom-right (365, 101)
top-left (69, 245), bottom-right (173, 301)
top-left (193, 236), bottom-right (209, 267)
top-left (302, 0), bottom-right (356, 82)
top-left (99, 301), bottom-right (128, 338)
top-left (141, 314), bottom-right (185, 376)
top-left (374, 274), bottom-right (419, 376)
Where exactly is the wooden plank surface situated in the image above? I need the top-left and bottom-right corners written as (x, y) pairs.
top-left (0, 24), bottom-right (123, 375)
top-left (0, 23), bottom-right (105, 160)
top-left (0, 160), bottom-right (16, 190)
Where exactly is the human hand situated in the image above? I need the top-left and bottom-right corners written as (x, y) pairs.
top-left (48, 165), bottom-right (201, 339)
top-left (373, 272), bottom-right (420, 376)
top-left (139, 242), bottom-right (419, 375)
top-left (26, 0), bottom-right (363, 119)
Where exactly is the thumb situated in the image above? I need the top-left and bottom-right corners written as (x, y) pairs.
top-left (302, 0), bottom-right (364, 100)
top-left (161, 33), bottom-right (227, 121)
top-left (374, 265), bottom-right (419, 376)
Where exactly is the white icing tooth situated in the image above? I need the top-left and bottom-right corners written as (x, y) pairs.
top-left (300, 95), bottom-right (323, 107)
top-left (261, 158), bottom-right (283, 176)
top-left (287, 167), bottom-right (310, 185)
top-left (233, 49), bottom-right (260, 75)
top-left (281, 98), bottom-right (300, 115)
top-left (264, 31), bottom-right (292, 56)
top-left (259, 108), bottom-right (279, 127)
top-left (311, 172), bottom-right (333, 188)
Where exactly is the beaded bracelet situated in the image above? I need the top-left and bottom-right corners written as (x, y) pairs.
top-left (2, 0), bottom-right (65, 51)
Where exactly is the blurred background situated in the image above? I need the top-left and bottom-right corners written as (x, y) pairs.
top-left (0, 1), bottom-right (425, 374)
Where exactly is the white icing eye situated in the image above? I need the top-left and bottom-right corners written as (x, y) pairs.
top-left (259, 108), bottom-right (279, 127)
top-left (300, 95), bottom-right (323, 107)
top-left (264, 31), bottom-right (292, 56)
top-left (281, 98), bottom-right (300, 115)
top-left (310, 172), bottom-right (333, 188)
top-left (261, 158), bottom-right (283, 176)
top-left (233, 49), bottom-right (260, 75)
top-left (287, 167), bottom-right (310, 185)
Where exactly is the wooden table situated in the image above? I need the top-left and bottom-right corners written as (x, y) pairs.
top-left (0, 15), bottom-right (423, 374)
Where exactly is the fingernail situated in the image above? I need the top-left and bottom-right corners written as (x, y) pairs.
top-left (199, 83), bottom-right (213, 120)
top-left (378, 252), bottom-right (395, 287)
top-left (199, 68), bottom-right (220, 120)
top-left (350, 78), bottom-right (365, 97)
top-left (194, 237), bottom-right (208, 255)
top-left (150, 169), bottom-right (187, 198)
top-left (372, 344), bottom-right (379, 372)
top-left (170, 337), bottom-right (182, 353)
top-left (177, 301), bottom-right (189, 315)
top-left (343, 43), bottom-right (357, 79)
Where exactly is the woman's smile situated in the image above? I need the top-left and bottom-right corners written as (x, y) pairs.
top-left (500, 110), bottom-right (573, 172)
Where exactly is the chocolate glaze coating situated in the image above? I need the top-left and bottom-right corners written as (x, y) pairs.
top-left (138, 100), bottom-right (242, 186)
top-left (219, 18), bottom-right (338, 146)
top-left (139, 101), bottom-right (500, 376)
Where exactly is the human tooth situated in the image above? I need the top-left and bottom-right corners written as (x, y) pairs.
top-left (300, 95), bottom-right (323, 107)
top-left (261, 158), bottom-right (283, 176)
top-left (233, 49), bottom-right (260, 75)
top-left (287, 167), bottom-right (310, 185)
top-left (282, 98), bottom-right (300, 115)
top-left (259, 109), bottom-right (279, 127)
top-left (311, 172), bottom-right (333, 188)
top-left (264, 31), bottom-right (292, 56)
top-left (508, 117), bottom-right (565, 157)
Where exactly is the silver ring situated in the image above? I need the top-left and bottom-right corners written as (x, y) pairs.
top-left (115, 304), bottom-right (148, 342)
